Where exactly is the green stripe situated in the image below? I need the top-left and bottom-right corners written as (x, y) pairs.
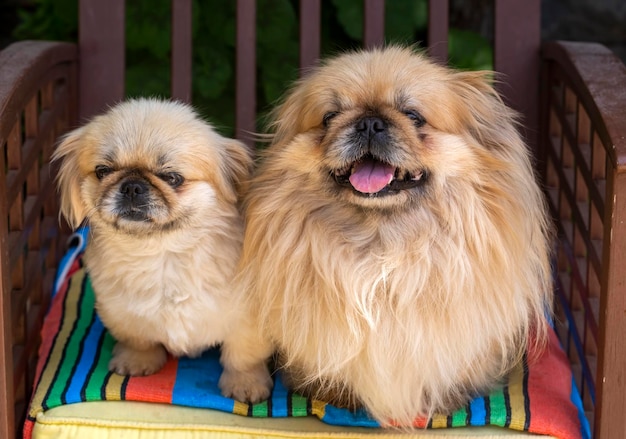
top-left (451, 406), bottom-right (468, 427)
top-left (44, 275), bottom-right (95, 408)
top-left (488, 387), bottom-right (507, 427)
top-left (290, 393), bottom-right (309, 416)
top-left (75, 278), bottom-right (115, 401)
top-left (251, 400), bottom-right (269, 417)
top-left (84, 332), bottom-right (116, 399)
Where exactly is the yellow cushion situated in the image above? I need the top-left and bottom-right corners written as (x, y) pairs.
top-left (33, 401), bottom-right (546, 438)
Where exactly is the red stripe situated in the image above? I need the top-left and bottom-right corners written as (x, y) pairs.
top-left (412, 417), bottom-right (429, 428)
top-left (23, 419), bottom-right (34, 439)
top-left (526, 330), bottom-right (581, 439)
top-left (31, 258), bottom-right (82, 387)
top-left (124, 357), bottom-right (179, 403)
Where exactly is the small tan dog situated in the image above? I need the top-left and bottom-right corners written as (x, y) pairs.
top-left (54, 98), bottom-right (271, 401)
top-left (220, 47), bottom-right (553, 424)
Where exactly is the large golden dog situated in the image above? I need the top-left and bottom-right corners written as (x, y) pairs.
top-left (219, 46), bottom-right (553, 426)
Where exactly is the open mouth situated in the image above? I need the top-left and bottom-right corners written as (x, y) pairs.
top-left (331, 154), bottom-right (428, 196)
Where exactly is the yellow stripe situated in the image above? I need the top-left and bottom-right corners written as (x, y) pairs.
top-left (28, 269), bottom-right (86, 417)
top-left (310, 399), bottom-right (326, 419)
top-left (104, 373), bottom-right (126, 400)
top-left (506, 362), bottom-right (527, 431)
top-left (232, 401), bottom-right (249, 416)
top-left (430, 413), bottom-right (448, 428)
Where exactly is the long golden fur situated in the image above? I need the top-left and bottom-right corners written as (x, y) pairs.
top-left (219, 47), bottom-right (553, 425)
top-left (54, 98), bottom-right (271, 401)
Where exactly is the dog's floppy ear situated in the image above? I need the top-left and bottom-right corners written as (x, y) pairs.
top-left (267, 79), bottom-right (312, 147)
top-left (450, 70), bottom-right (522, 150)
top-left (52, 127), bottom-right (87, 229)
top-left (219, 138), bottom-right (254, 202)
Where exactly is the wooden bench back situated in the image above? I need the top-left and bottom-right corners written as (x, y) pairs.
top-left (77, 0), bottom-right (540, 149)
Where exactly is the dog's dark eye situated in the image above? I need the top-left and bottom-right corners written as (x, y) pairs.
top-left (403, 110), bottom-right (426, 128)
top-left (160, 172), bottom-right (184, 188)
top-left (95, 165), bottom-right (113, 180)
top-left (322, 112), bottom-right (338, 128)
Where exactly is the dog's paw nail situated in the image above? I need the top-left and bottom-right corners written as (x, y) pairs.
top-left (108, 343), bottom-right (167, 376)
top-left (219, 368), bottom-right (273, 404)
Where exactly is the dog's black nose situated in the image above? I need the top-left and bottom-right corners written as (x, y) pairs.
top-left (355, 116), bottom-right (389, 155)
top-left (356, 116), bottom-right (387, 137)
top-left (120, 180), bottom-right (148, 201)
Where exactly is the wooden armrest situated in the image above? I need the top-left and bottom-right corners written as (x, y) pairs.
top-left (0, 41), bottom-right (77, 134)
top-left (540, 40), bottom-right (626, 439)
top-left (0, 40), bottom-right (77, 439)
top-left (542, 41), bottom-right (626, 166)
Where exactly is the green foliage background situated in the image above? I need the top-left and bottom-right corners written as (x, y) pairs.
top-left (14, 0), bottom-right (492, 136)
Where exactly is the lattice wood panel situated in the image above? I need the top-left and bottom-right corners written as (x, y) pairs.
top-left (0, 42), bottom-right (76, 438)
top-left (543, 68), bottom-right (608, 433)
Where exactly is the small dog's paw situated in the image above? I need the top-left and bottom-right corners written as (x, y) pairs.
top-left (219, 364), bottom-right (273, 404)
top-left (109, 342), bottom-right (167, 376)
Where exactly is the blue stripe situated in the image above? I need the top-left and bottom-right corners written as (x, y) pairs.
top-left (171, 348), bottom-right (235, 412)
top-left (469, 395), bottom-right (487, 426)
top-left (53, 228), bottom-right (89, 298)
top-left (322, 404), bottom-right (379, 427)
top-left (63, 317), bottom-right (105, 404)
top-left (269, 372), bottom-right (289, 417)
top-left (570, 376), bottom-right (591, 439)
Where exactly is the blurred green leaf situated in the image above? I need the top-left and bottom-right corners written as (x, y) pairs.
top-left (330, 0), bottom-right (362, 42)
top-left (124, 0), bottom-right (170, 100)
top-left (194, 46), bottom-right (232, 100)
top-left (448, 28), bottom-right (493, 71)
top-left (126, 1), bottom-right (171, 59)
top-left (125, 62), bottom-right (169, 99)
top-left (194, 0), bottom-right (236, 47)
top-left (12, 0), bottom-right (492, 136)
top-left (257, 0), bottom-right (298, 106)
top-left (385, 0), bottom-right (427, 45)
top-left (13, 0), bottom-right (77, 41)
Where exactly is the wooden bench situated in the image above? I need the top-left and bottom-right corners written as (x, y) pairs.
top-left (1, 1), bottom-right (625, 437)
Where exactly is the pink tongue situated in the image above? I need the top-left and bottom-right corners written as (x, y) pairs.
top-left (349, 159), bottom-right (395, 193)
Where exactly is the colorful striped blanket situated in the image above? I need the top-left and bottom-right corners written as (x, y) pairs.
top-left (24, 231), bottom-right (585, 438)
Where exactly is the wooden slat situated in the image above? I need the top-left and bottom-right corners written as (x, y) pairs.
top-left (494, 0), bottom-right (540, 151)
top-left (299, 0), bottom-right (321, 71)
top-left (235, 0), bottom-right (256, 150)
top-left (363, 0), bottom-right (385, 49)
top-left (24, 96), bottom-right (37, 139)
top-left (78, 0), bottom-right (125, 120)
top-left (9, 176), bottom-right (57, 272)
top-left (0, 144), bottom-right (13, 439)
top-left (427, 0), bottom-right (448, 63)
top-left (597, 169), bottom-right (626, 439)
top-left (171, 0), bottom-right (192, 103)
top-left (7, 71), bottom-right (68, 207)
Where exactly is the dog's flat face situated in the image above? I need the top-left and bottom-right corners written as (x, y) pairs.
top-left (268, 46), bottom-right (518, 212)
top-left (54, 99), bottom-right (251, 234)
top-left (88, 145), bottom-right (199, 233)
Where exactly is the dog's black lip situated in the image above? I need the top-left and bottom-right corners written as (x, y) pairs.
top-left (118, 209), bottom-right (150, 221)
top-left (331, 154), bottom-right (428, 197)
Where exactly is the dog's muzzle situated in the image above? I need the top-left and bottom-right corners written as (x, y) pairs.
top-left (331, 116), bottom-right (428, 197)
top-left (117, 179), bottom-right (150, 220)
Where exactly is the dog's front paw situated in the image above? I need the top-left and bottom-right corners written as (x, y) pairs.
top-left (109, 342), bottom-right (167, 376)
top-left (219, 364), bottom-right (273, 404)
